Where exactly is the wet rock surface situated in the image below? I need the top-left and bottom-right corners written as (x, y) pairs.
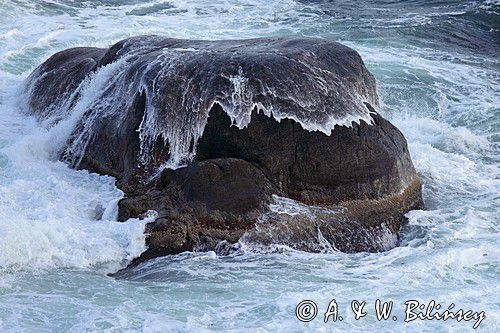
top-left (25, 36), bottom-right (423, 264)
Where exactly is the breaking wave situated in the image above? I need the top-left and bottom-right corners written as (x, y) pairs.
top-left (24, 37), bottom-right (378, 171)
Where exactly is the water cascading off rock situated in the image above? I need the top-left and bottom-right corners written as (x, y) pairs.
top-left (24, 36), bottom-right (423, 263)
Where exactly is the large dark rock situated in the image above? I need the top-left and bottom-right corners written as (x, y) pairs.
top-left (24, 36), bottom-right (423, 263)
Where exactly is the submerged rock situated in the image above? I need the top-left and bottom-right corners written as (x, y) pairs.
top-left (24, 36), bottom-right (423, 263)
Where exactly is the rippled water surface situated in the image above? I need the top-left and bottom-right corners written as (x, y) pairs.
top-left (0, 0), bottom-right (498, 332)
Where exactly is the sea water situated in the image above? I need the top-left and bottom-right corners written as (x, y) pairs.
top-left (0, 1), bottom-right (498, 332)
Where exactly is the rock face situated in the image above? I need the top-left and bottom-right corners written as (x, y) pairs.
top-left (24, 36), bottom-right (423, 263)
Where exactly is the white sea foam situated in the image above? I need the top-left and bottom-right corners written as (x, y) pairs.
top-left (0, 73), bottom-right (150, 273)
top-left (0, 0), bottom-right (498, 332)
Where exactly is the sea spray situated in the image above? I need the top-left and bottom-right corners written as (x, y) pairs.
top-left (0, 0), bottom-right (498, 331)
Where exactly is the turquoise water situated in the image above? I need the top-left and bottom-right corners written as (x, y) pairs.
top-left (0, 1), bottom-right (498, 331)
